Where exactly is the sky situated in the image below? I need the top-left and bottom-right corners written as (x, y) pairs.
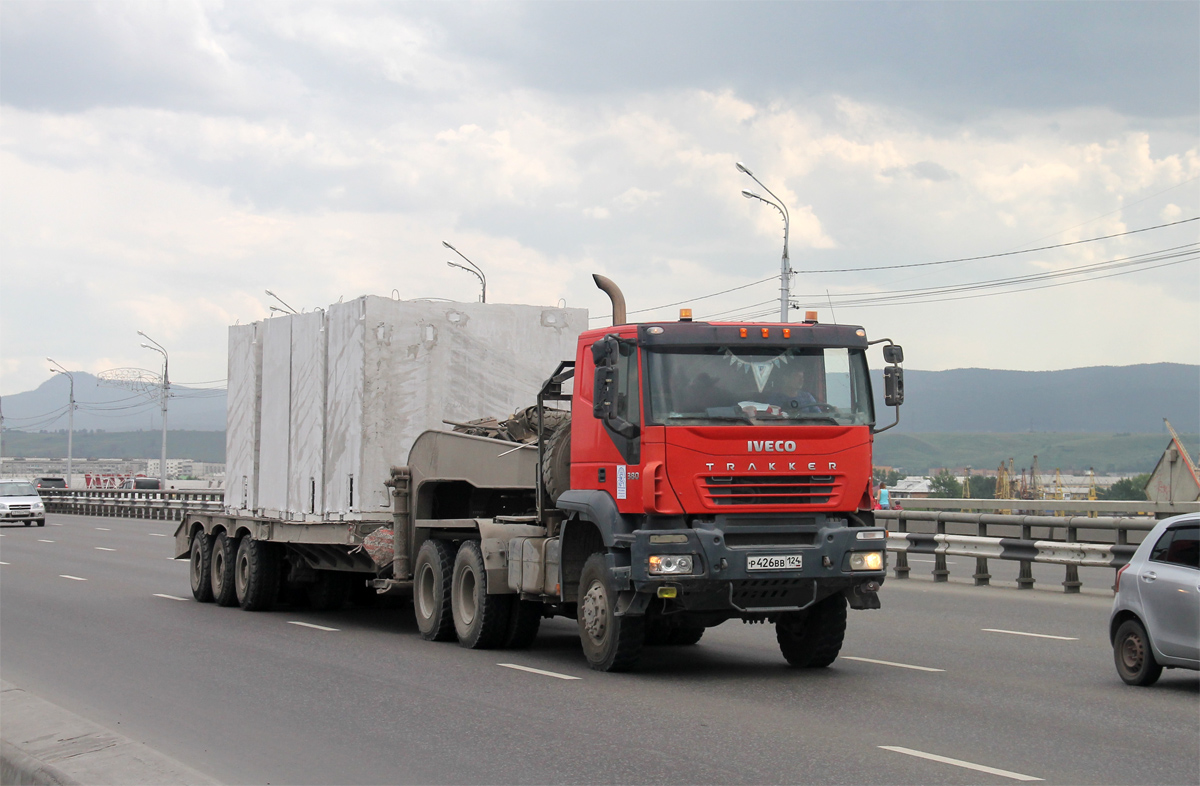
top-left (2, 1), bottom-right (1198, 399)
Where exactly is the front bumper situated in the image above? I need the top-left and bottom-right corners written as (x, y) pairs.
top-left (0, 509), bottom-right (44, 521)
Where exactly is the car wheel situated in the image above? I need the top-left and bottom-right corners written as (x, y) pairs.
top-left (1114, 619), bottom-right (1163, 686)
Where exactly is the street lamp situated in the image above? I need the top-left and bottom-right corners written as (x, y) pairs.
top-left (737, 161), bottom-right (792, 322)
top-left (46, 358), bottom-right (75, 489)
top-left (264, 290), bottom-right (298, 314)
top-left (443, 241), bottom-right (487, 303)
top-left (138, 332), bottom-right (169, 490)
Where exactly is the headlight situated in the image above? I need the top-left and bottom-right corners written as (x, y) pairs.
top-left (849, 551), bottom-right (884, 571)
top-left (0, 503), bottom-right (8, 511)
top-left (649, 554), bottom-right (696, 575)
top-left (33, 502), bottom-right (44, 511)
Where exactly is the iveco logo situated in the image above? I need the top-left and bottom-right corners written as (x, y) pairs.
top-left (748, 440), bottom-right (797, 453)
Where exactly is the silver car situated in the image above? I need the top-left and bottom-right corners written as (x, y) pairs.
top-left (1110, 513), bottom-right (1199, 685)
top-left (0, 479), bottom-right (47, 527)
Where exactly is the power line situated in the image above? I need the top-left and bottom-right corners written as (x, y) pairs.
top-left (588, 275), bottom-right (779, 321)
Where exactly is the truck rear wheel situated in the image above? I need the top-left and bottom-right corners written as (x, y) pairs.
top-left (452, 541), bottom-right (511, 649)
top-left (414, 539), bottom-right (456, 641)
top-left (578, 554), bottom-right (644, 672)
top-left (776, 594), bottom-right (847, 668)
top-left (503, 600), bottom-right (542, 649)
top-left (235, 538), bottom-right (281, 611)
top-left (541, 420), bottom-right (572, 504)
top-left (210, 531), bottom-right (239, 607)
top-left (307, 571), bottom-right (352, 611)
top-left (189, 529), bottom-right (213, 603)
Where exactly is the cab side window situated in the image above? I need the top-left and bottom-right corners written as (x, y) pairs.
top-left (1150, 524), bottom-right (1199, 569)
top-left (616, 343), bottom-right (640, 425)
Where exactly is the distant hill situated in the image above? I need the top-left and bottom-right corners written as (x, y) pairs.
top-left (1, 372), bottom-right (226, 432)
top-left (0, 430), bottom-right (226, 463)
top-left (870, 363), bottom-right (1198, 434)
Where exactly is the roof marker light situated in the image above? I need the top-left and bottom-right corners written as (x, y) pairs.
top-left (679, 309), bottom-right (693, 322)
top-left (804, 311), bottom-right (818, 323)
top-left (739, 328), bottom-right (748, 338)
top-left (761, 328), bottom-right (769, 338)
top-left (783, 328), bottom-right (791, 338)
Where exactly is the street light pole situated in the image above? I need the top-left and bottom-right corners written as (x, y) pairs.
top-left (442, 241), bottom-right (487, 303)
top-left (736, 162), bottom-right (791, 322)
top-left (47, 359), bottom-right (75, 488)
top-left (138, 333), bottom-right (169, 490)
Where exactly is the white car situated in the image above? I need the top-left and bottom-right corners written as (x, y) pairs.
top-left (0, 479), bottom-right (47, 527)
top-left (1110, 513), bottom-right (1199, 685)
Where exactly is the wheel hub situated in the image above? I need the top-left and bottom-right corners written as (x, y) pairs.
top-left (581, 580), bottom-right (608, 643)
top-left (1121, 634), bottom-right (1144, 670)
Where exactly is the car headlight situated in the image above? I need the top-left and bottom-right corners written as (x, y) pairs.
top-left (0, 503), bottom-right (8, 511)
top-left (32, 502), bottom-right (44, 511)
top-left (849, 551), bottom-right (884, 571)
top-left (649, 554), bottom-right (696, 575)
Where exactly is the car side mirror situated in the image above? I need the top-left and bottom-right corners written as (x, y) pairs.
top-left (884, 366), bottom-right (904, 407)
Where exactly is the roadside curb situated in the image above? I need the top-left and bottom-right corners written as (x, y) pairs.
top-left (0, 681), bottom-right (219, 785)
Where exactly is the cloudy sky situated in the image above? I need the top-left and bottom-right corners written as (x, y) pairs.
top-left (2, 1), bottom-right (1197, 398)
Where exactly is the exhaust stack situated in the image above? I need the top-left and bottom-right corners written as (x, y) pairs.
top-left (592, 274), bottom-right (627, 326)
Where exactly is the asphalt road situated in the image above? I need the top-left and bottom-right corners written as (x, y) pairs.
top-left (1, 514), bottom-right (1196, 785)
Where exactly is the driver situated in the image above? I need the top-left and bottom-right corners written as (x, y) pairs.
top-left (766, 363), bottom-right (821, 412)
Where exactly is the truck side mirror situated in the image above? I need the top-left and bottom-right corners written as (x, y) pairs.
top-left (590, 335), bottom-right (638, 440)
top-left (883, 344), bottom-right (903, 364)
top-left (884, 366), bottom-right (904, 407)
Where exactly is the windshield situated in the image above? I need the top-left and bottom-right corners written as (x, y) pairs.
top-left (0, 482), bottom-right (38, 497)
top-left (645, 346), bottom-right (874, 427)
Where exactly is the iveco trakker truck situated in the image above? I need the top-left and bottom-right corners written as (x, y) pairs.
top-left (176, 277), bottom-right (904, 671)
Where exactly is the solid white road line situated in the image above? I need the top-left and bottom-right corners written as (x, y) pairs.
top-left (498, 663), bottom-right (581, 680)
top-left (153, 593), bottom-right (189, 601)
top-left (842, 656), bottom-right (945, 673)
top-left (879, 745), bottom-right (1042, 782)
top-left (95, 547), bottom-right (116, 552)
top-left (95, 527), bottom-right (111, 531)
top-left (288, 621), bottom-right (339, 632)
top-left (982, 628), bottom-right (1078, 641)
top-left (60, 575), bottom-right (87, 581)
top-left (38, 539), bottom-right (55, 543)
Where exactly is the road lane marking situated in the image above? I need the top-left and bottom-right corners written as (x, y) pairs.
top-left (879, 746), bottom-right (1042, 781)
top-left (843, 656), bottom-right (945, 672)
top-left (60, 575), bottom-right (87, 581)
top-left (38, 539), bottom-right (55, 543)
top-left (288, 621), bottom-right (339, 632)
top-left (49, 522), bottom-right (62, 526)
top-left (95, 527), bottom-right (111, 531)
top-left (0, 561), bottom-right (9, 565)
top-left (149, 533), bottom-right (169, 537)
top-left (153, 593), bottom-right (189, 601)
top-left (982, 628), bottom-right (1078, 641)
top-left (498, 663), bottom-right (581, 680)
top-left (95, 547), bottom-right (116, 552)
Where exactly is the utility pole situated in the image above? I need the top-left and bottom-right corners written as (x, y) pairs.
top-left (736, 162), bottom-right (791, 322)
top-left (138, 333), bottom-right (169, 489)
top-left (47, 359), bottom-right (76, 488)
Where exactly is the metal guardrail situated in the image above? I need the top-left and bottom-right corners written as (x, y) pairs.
top-left (38, 489), bottom-right (224, 521)
top-left (877, 509), bottom-right (1158, 593)
top-left (894, 497), bottom-right (1198, 516)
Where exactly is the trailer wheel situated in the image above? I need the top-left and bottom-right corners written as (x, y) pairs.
top-left (503, 600), bottom-right (542, 649)
top-left (414, 539), bottom-right (456, 641)
top-left (235, 538), bottom-right (281, 611)
top-left (776, 593), bottom-right (847, 668)
top-left (307, 571), bottom-right (352, 611)
top-left (578, 554), bottom-right (644, 671)
top-left (210, 532), bottom-right (239, 607)
top-left (451, 541), bottom-right (511, 649)
top-left (541, 420), bottom-right (572, 505)
top-left (189, 529), bottom-right (213, 603)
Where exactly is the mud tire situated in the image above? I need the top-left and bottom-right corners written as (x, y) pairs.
top-left (210, 531), bottom-right (239, 607)
top-left (414, 539), bottom-right (456, 641)
top-left (777, 593), bottom-right (847, 668)
top-left (235, 538), bottom-right (281, 611)
top-left (578, 554), bottom-right (644, 671)
top-left (503, 600), bottom-right (543, 649)
top-left (189, 529), bottom-right (213, 603)
top-left (541, 419), bottom-right (572, 505)
top-left (451, 541), bottom-right (512, 649)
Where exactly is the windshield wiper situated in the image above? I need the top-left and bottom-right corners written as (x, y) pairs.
top-left (789, 416), bottom-right (840, 425)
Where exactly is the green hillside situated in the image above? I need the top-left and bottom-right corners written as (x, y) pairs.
top-left (874, 432), bottom-right (1198, 475)
top-left (0, 430), bottom-right (225, 463)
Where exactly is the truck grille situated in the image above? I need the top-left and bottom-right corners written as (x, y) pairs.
top-left (702, 476), bottom-right (835, 507)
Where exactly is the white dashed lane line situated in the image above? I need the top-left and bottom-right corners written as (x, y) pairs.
top-left (288, 621), bottom-right (339, 632)
top-left (842, 656), bottom-right (945, 673)
top-left (498, 663), bottom-right (581, 680)
top-left (37, 539), bottom-right (55, 543)
top-left (95, 547), bottom-right (116, 552)
top-left (49, 522), bottom-right (62, 526)
top-left (59, 575), bottom-right (87, 581)
top-left (153, 593), bottom-right (189, 601)
top-left (879, 746), bottom-right (1042, 781)
top-left (0, 561), bottom-right (9, 565)
top-left (94, 527), bottom-right (111, 531)
top-left (982, 628), bottom-right (1078, 641)
top-left (149, 533), bottom-right (169, 537)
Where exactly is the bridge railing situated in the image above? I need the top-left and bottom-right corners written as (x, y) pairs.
top-left (38, 489), bottom-right (224, 521)
top-left (876, 508), bottom-right (1169, 593)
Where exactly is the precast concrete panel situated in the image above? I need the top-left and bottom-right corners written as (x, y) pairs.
top-left (223, 323), bottom-right (262, 512)
top-left (258, 317), bottom-right (292, 517)
top-left (324, 299), bottom-right (365, 516)
top-left (288, 311), bottom-right (327, 519)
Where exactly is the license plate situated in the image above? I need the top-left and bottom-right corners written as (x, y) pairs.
top-left (747, 553), bottom-right (803, 571)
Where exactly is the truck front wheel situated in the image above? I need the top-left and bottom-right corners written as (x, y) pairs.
top-left (235, 538), bottom-right (281, 611)
top-left (451, 541), bottom-right (511, 649)
top-left (210, 532), bottom-right (239, 607)
top-left (578, 554), bottom-right (644, 672)
top-left (414, 539), bottom-right (456, 641)
top-left (189, 529), bottom-right (213, 603)
top-left (776, 593), bottom-right (847, 668)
